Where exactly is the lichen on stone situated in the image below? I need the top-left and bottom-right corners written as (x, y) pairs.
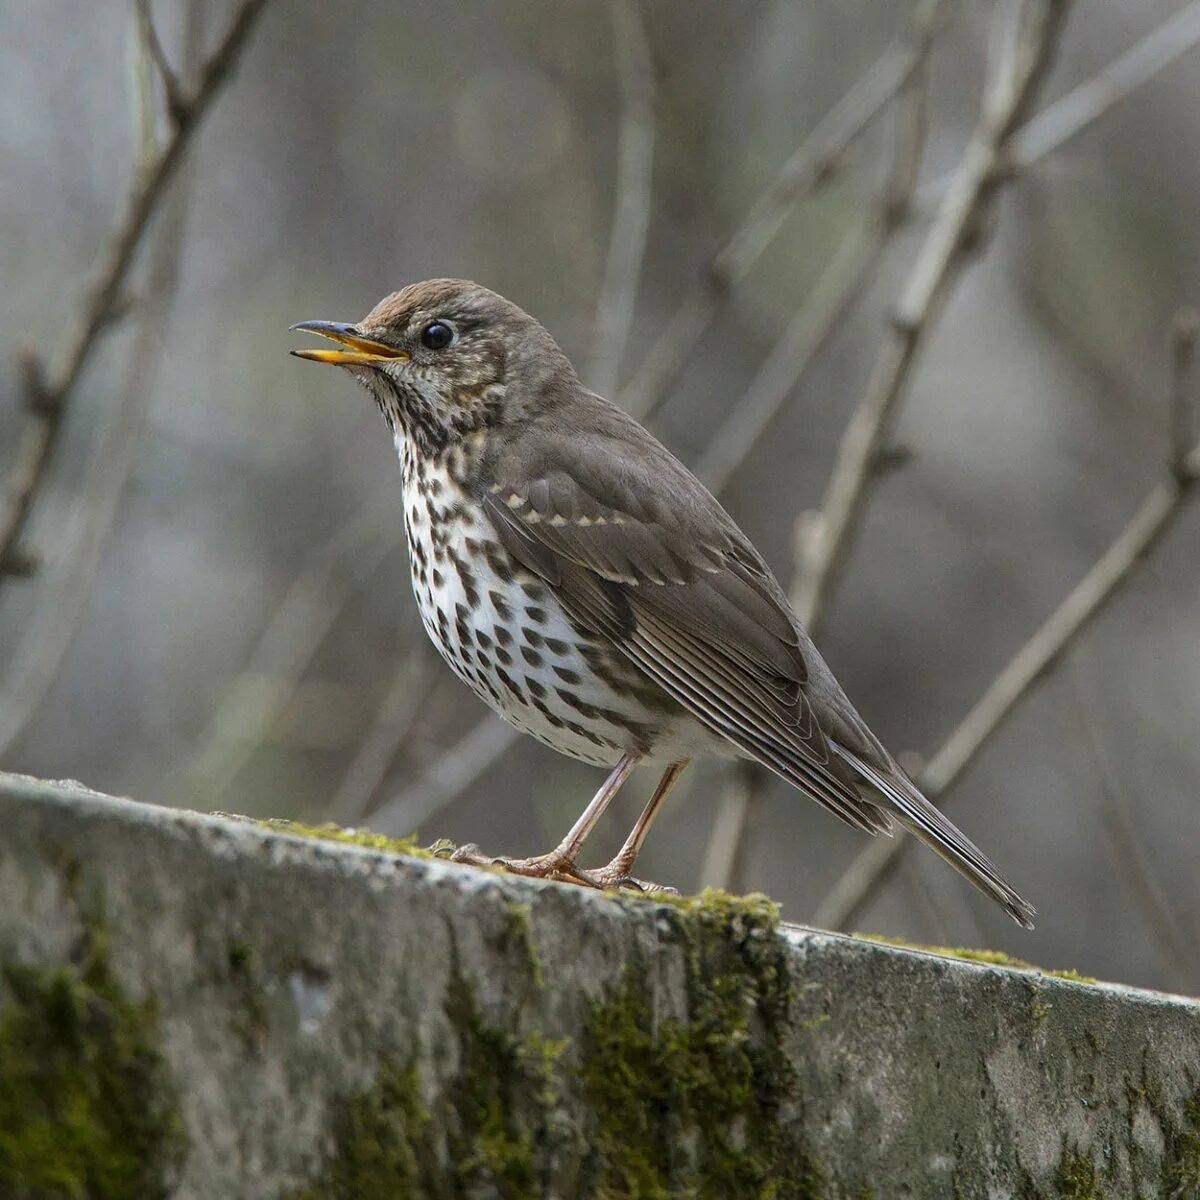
top-left (0, 921), bottom-right (186, 1199)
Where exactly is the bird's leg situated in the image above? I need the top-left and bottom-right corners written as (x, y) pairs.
top-left (451, 753), bottom-right (640, 882)
top-left (576, 760), bottom-right (689, 892)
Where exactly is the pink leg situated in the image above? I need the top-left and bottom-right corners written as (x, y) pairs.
top-left (579, 759), bottom-right (689, 890)
top-left (451, 753), bottom-right (640, 882)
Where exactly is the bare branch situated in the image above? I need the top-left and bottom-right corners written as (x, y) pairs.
top-left (373, 717), bottom-right (522, 836)
top-left (587, 0), bottom-right (655, 398)
top-left (1067, 672), bottom-right (1200, 994)
top-left (134, 0), bottom-right (187, 126)
top-left (813, 320), bottom-right (1200, 932)
top-left (916, 1), bottom-right (1200, 211)
top-left (693, 223), bottom-right (879, 494)
top-left (1171, 306), bottom-right (1200, 477)
top-left (1012, 0), bottom-right (1200, 169)
top-left (329, 640), bottom-right (440, 825)
top-left (0, 0), bottom-right (205, 759)
top-left (698, 760), bottom-right (759, 889)
top-left (0, 0), bottom-right (271, 594)
top-left (700, 43), bottom-right (936, 892)
top-left (162, 501), bottom-right (396, 810)
top-left (618, 3), bottom-right (943, 421)
top-left (696, 45), bottom-right (933, 497)
top-left (793, 0), bottom-right (1072, 635)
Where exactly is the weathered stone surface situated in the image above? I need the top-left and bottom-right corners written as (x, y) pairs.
top-left (1, 770), bottom-right (1198, 1199)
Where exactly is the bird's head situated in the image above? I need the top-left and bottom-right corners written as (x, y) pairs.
top-left (291, 278), bottom-right (576, 455)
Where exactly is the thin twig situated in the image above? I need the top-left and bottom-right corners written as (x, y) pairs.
top-left (701, 42), bottom-right (935, 891)
top-left (587, 0), bottom-right (655, 398)
top-left (329, 639), bottom-right (440, 825)
top-left (618, 2), bottom-right (943, 422)
top-left (813, 318), bottom-right (1200, 932)
top-left (1013, 0), bottom-right (1200, 168)
top-left (698, 760), bottom-right (759, 888)
top-left (916, 1), bottom-right (1200, 211)
top-left (1171, 307), bottom-right (1200, 477)
top-left (695, 43), bottom-right (933, 497)
top-left (794, 0), bottom-right (1072, 635)
top-left (373, 716), bottom-right (524, 835)
top-left (1066, 671), bottom-right (1200, 994)
top-left (0, 1), bottom-right (205, 762)
top-left (693, 222), bottom-right (879, 493)
top-left (163, 500), bottom-right (397, 810)
top-left (134, 0), bottom-right (188, 124)
top-left (0, 0), bottom-right (270, 592)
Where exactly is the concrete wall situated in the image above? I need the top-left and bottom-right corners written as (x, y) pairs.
top-left (1, 770), bottom-right (1198, 1198)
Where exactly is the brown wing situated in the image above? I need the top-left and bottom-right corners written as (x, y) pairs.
top-left (480, 392), bottom-right (891, 835)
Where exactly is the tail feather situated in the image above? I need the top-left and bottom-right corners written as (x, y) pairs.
top-left (836, 746), bottom-right (1037, 929)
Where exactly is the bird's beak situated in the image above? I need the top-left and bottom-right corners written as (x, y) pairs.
top-left (289, 321), bottom-right (409, 366)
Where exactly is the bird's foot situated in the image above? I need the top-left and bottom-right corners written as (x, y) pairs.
top-left (440, 844), bottom-right (677, 894)
top-left (572, 860), bottom-right (680, 895)
top-left (445, 843), bottom-right (584, 885)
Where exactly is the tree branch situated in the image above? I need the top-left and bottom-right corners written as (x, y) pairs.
top-left (329, 640), bottom-right (440, 825)
top-left (1012, 0), bottom-right (1200, 169)
top-left (793, 0), bottom-right (1072, 635)
top-left (162, 500), bottom-right (396, 810)
top-left (0, 0), bottom-right (206, 759)
top-left (1067, 670), bottom-right (1200, 994)
top-left (618, 1), bottom-right (943, 422)
top-left (915, 1), bottom-right (1200, 212)
top-left (699, 39), bottom-right (935, 891)
top-left (587, 0), bottom-right (655, 399)
top-left (812, 312), bottom-right (1200, 931)
top-left (0, 0), bottom-right (271, 593)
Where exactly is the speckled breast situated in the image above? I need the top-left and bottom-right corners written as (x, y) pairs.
top-left (398, 443), bottom-right (678, 768)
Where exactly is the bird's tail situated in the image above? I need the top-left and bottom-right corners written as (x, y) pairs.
top-left (836, 746), bottom-right (1037, 929)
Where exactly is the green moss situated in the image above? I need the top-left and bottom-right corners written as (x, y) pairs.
top-left (580, 889), bottom-right (825, 1198)
top-left (1163, 1088), bottom-right (1200, 1197)
top-left (499, 901), bottom-right (543, 991)
top-left (1030, 989), bottom-right (1053, 1028)
top-left (286, 1063), bottom-right (431, 1199)
top-left (1055, 1151), bottom-right (1103, 1198)
top-left (257, 819), bottom-right (436, 859)
top-left (226, 938), bottom-right (270, 1055)
top-left (852, 934), bottom-right (1097, 984)
top-left (286, 975), bottom-right (565, 1200)
top-left (0, 922), bottom-right (186, 1198)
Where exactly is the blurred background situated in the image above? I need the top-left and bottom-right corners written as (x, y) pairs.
top-left (2, 0), bottom-right (1198, 993)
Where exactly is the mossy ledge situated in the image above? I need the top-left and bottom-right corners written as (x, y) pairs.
top-left (0, 913), bottom-right (186, 1198)
top-left (852, 932), bottom-right (1098, 984)
top-left (3, 772), bottom-right (1200, 1198)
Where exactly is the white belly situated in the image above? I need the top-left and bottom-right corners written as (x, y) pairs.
top-left (400, 451), bottom-right (682, 767)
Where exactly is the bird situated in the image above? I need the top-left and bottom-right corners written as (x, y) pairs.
top-left (290, 278), bottom-right (1035, 928)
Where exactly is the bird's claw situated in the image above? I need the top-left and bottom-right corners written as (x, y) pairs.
top-left (441, 843), bottom-right (678, 895)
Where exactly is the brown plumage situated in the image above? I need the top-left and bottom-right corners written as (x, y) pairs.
top-left (291, 278), bottom-right (1035, 928)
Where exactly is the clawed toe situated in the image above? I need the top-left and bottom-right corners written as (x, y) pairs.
top-left (574, 865), bottom-right (680, 895)
top-left (438, 842), bottom-right (677, 896)
top-left (447, 843), bottom-right (492, 865)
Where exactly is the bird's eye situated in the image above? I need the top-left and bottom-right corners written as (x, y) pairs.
top-left (420, 320), bottom-right (455, 351)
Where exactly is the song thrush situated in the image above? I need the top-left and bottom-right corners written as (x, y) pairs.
top-left (291, 279), bottom-right (1035, 928)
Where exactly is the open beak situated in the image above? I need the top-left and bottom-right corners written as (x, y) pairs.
top-left (289, 321), bottom-right (409, 366)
